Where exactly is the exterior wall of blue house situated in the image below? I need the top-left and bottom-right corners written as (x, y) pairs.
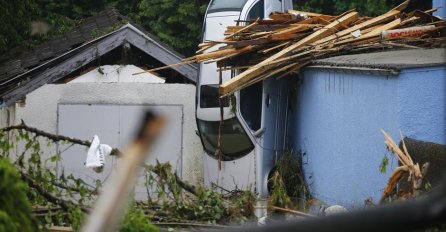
top-left (289, 49), bottom-right (446, 208)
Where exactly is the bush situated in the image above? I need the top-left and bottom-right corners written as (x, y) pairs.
top-left (119, 206), bottom-right (158, 232)
top-left (0, 157), bottom-right (38, 232)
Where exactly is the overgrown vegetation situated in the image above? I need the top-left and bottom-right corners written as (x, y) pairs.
top-left (0, 125), bottom-right (257, 230)
top-left (268, 152), bottom-right (311, 211)
top-left (0, 157), bottom-right (38, 232)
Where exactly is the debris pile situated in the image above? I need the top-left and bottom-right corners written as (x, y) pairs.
top-left (188, 0), bottom-right (444, 96)
top-left (379, 130), bottom-right (429, 204)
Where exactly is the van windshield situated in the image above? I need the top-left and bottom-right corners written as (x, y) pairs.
top-left (208, 0), bottom-right (248, 13)
top-left (197, 118), bottom-right (254, 160)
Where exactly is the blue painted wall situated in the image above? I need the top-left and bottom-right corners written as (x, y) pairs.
top-left (290, 66), bottom-right (446, 208)
top-left (433, 0), bottom-right (446, 19)
top-left (398, 67), bottom-right (446, 144)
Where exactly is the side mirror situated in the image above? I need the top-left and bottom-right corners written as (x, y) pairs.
top-left (254, 128), bottom-right (265, 138)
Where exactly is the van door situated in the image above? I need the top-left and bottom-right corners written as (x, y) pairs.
top-left (265, 0), bottom-right (282, 18)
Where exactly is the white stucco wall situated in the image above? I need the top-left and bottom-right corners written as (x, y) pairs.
top-left (0, 107), bottom-right (7, 128)
top-left (11, 82), bottom-right (203, 186)
top-left (0, 105), bottom-right (14, 128)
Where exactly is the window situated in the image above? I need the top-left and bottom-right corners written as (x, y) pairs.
top-left (197, 118), bottom-right (254, 160)
top-left (240, 81), bottom-right (262, 131)
top-left (247, 0), bottom-right (264, 20)
top-left (200, 85), bottom-right (229, 108)
top-left (208, 0), bottom-right (249, 13)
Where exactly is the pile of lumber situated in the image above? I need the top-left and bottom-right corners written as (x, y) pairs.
top-left (192, 1), bottom-right (445, 96)
top-left (135, 1), bottom-right (445, 95)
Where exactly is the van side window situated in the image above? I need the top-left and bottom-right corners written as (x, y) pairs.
top-left (247, 0), bottom-right (265, 20)
top-left (200, 85), bottom-right (229, 108)
top-left (208, 0), bottom-right (249, 13)
top-left (240, 81), bottom-right (262, 131)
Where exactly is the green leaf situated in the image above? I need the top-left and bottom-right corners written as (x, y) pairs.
top-left (380, 156), bottom-right (389, 174)
top-left (50, 154), bottom-right (61, 162)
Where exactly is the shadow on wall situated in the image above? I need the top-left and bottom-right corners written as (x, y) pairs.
top-left (401, 138), bottom-right (446, 187)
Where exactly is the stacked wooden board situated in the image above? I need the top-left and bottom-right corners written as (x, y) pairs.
top-left (138, 1), bottom-right (445, 96)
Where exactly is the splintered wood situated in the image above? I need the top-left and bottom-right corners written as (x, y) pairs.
top-left (379, 130), bottom-right (428, 204)
top-left (136, 0), bottom-right (445, 95)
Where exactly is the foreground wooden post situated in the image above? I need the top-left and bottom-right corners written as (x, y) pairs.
top-left (82, 112), bottom-right (165, 232)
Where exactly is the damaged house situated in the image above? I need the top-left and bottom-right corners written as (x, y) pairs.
top-left (0, 9), bottom-right (203, 199)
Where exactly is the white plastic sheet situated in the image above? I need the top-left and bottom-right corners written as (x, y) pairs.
top-left (85, 135), bottom-right (112, 170)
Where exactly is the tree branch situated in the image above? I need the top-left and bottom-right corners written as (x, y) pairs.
top-left (1, 120), bottom-right (121, 156)
top-left (20, 170), bottom-right (90, 213)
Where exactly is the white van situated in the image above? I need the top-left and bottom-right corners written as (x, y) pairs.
top-left (197, 0), bottom-right (293, 197)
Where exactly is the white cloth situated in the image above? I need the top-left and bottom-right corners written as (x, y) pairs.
top-left (85, 135), bottom-right (112, 169)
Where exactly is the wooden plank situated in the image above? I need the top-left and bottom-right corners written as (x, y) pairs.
top-left (194, 45), bottom-right (254, 62)
top-left (288, 10), bottom-right (333, 18)
top-left (224, 19), bottom-right (259, 39)
top-left (335, 18), bottom-right (402, 45)
top-left (381, 25), bottom-right (437, 40)
top-left (47, 226), bottom-right (74, 232)
top-left (260, 41), bottom-right (290, 54)
top-left (296, 15), bottom-right (333, 25)
top-left (276, 61), bottom-right (311, 79)
top-left (270, 13), bottom-right (295, 21)
top-left (274, 24), bottom-right (318, 35)
top-left (313, 0), bottom-right (409, 45)
top-left (269, 33), bottom-right (307, 42)
top-left (219, 11), bottom-right (359, 96)
top-left (222, 62), bottom-right (297, 97)
top-left (229, 38), bottom-right (271, 48)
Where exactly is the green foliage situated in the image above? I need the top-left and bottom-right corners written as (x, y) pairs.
top-left (294, 0), bottom-right (404, 16)
top-left (119, 206), bottom-right (158, 232)
top-left (276, 152), bottom-right (309, 198)
top-left (269, 171), bottom-right (292, 208)
top-left (0, 129), bottom-right (100, 229)
top-left (380, 156), bottom-right (389, 174)
top-left (1, 126), bottom-right (255, 229)
top-left (137, 0), bottom-right (209, 56)
top-left (230, 190), bottom-right (256, 219)
top-left (183, 188), bottom-right (229, 222)
top-left (0, 157), bottom-right (38, 232)
top-left (0, 0), bottom-right (36, 55)
top-left (145, 161), bottom-right (254, 224)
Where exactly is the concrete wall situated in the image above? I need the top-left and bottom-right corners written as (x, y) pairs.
top-left (291, 66), bottom-right (446, 208)
top-left (10, 83), bottom-right (203, 186)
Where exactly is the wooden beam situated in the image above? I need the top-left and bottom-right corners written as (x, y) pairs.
top-left (224, 20), bottom-right (259, 39)
top-left (313, 0), bottom-right (410, 45)
top-left (194, 45), bottom-right (254, 62)
top-left (334, 18), bottom-right (402, 45)
top-left (219, 11), bottom-right (359, 96)
top-left (288, 10), bottom-right (333, 18)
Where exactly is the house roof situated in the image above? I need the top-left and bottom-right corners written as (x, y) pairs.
top-left (0, 9), bottom-right (125, 82)
top-left (309, 48), bottom-right (446, 74)
top-left (0, 9), bottom-right (197, 106)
